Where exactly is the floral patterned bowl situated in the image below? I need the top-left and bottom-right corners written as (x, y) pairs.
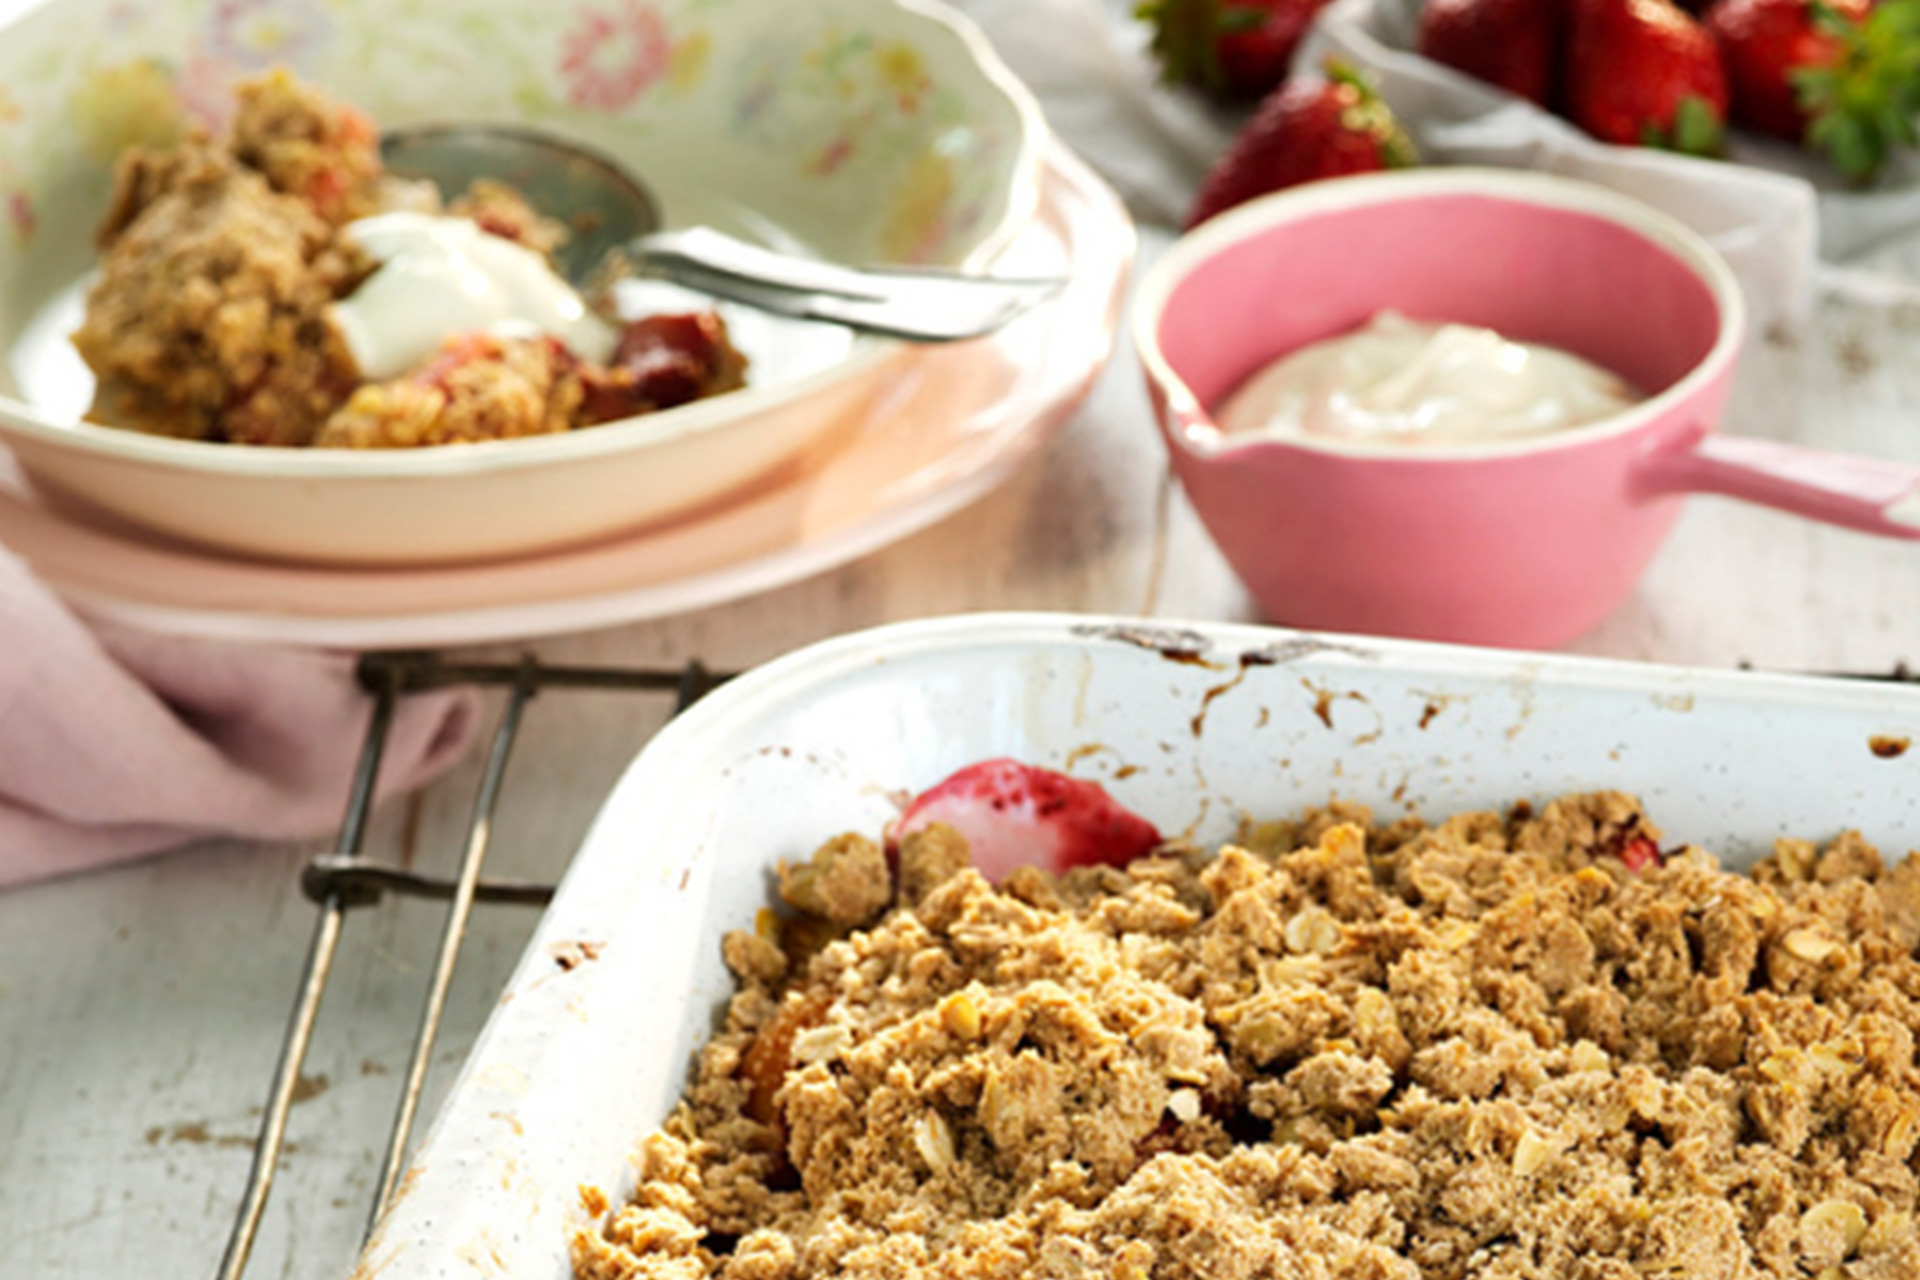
top-left (0, 0), bottom-right (1047, 566)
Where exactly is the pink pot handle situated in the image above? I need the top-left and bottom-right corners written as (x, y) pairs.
top-left (1640, 431), bottom-right (1920, 539)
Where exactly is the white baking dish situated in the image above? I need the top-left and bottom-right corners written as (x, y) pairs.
top-left (355, 612), bottom-right (1920, 1280)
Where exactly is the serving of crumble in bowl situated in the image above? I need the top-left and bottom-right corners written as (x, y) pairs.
top-left (0, 0), bottom-right (1046, 565)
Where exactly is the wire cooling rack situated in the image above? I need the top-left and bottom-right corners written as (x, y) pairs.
top-left (214, 651), bottom-right (732, 1280)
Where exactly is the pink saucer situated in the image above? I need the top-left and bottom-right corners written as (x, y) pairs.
top-left (0, 143), bottom-right (1136, 648)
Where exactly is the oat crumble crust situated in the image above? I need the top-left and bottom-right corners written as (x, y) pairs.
top-left (74, 71), bottom-right (380, 446)
top-left (573, 793), bottom-right (1920, 1280)
top-left (71, 70), bottom-right (743, 450)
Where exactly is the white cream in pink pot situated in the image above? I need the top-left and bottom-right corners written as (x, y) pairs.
top-left (1135, 169), bottom-right (1920, 650)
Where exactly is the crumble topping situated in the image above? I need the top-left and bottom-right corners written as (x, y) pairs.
top-left (72, 68), bottom-right (745, 450)
top-left (575, 792), bottom-right (1920, 1280)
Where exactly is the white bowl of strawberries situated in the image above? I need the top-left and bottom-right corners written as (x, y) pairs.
top-left (1291, 0), bottom-right (1920, 284)
top-left (1206, 0), bottom-right (1920, 331)
top-left (1304, 0), bottom-right (1920, 182)
top-left (1416, 0), bottom-right (1920, 179)
top-left (1137, 0), bottom-right (1915, 330)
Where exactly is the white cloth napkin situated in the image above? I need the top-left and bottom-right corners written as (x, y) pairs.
top-left (0, 544), bottom-right (478, 889)
top-left (955, 0), bottom-right (1226, 229)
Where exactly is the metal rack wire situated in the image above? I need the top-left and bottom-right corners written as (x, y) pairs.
top-left (214, 652), bottom-right (732, 1280)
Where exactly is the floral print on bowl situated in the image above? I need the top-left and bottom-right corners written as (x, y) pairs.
top-left (0, 0), bottom-right (1039, 274)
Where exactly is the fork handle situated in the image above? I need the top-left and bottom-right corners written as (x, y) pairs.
top-left (628, 228), bottom-right (1063, 343)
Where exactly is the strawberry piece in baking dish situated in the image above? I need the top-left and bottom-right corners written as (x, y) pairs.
top-left (891, 759), bottom-right (1162, 882)
top-left (1618, 833), bottom-right (1665, 873)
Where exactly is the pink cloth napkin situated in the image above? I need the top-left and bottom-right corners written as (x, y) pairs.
top-left (0, 546), bottom-right (480, 889)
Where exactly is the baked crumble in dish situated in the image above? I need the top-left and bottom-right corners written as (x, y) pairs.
top-left (71, 69), bottom-right (746, 449)
top-left (574, 782), bottom-right (1920, 1280)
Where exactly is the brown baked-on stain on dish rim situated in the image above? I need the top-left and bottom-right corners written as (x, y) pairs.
top-left (1870, 735), bottom-right (1911, 759)
top-left (1417, 693), bottom-right (1459, 729)
top-left (549, 940), bottom-right (605, 972)
top-left (1073, 621), bottom-right (1371, 671)
top-left (1190, 665), bottom-right (1254, 737)
top-left (1067, 623), bottom-right (1388, 741)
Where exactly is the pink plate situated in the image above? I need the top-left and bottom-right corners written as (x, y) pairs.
top-left (0, 142), bottom-right (1135, 648)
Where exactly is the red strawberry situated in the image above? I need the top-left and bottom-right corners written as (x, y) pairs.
top-left (1565, 0), bottom-right (1729, 154)
top-left (1416, 0), bottom-right (1563, 107)
top-left (889, 759), bottom-right (1162, 883)
top-left (1185, 63), bottom-right (1419, 227)
top-left (1706, 0), bottom-right (1867, 138)
top-left (1138, 0), bottom-right (1339, 100)
top-left (1619, 834), bottom-right (1665, 873)
top-left (1705, 0), bottom-right (1920, 181)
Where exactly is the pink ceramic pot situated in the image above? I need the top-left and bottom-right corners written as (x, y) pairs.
top-left (1134, 168), bottom-right (1920, 649)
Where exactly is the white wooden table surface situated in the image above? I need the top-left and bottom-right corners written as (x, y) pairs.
top-left (6, 7), bottom-right (1920, 1279)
